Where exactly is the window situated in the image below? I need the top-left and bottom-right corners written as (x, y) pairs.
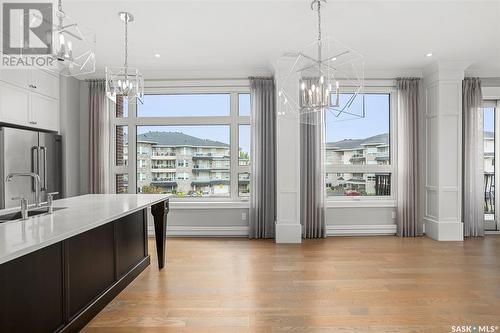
top-left (111, 88), bottom-right (251, 200)
top-left (239, 94), bottom-right (251, 116)
top-left (483, 100), bottom-right (500, 231)
top-left (137, 94), bottom-right (230, 117)
top-left (239, 125), bottom-right (250, 166)
top-left (137, 125), bottom-right (230, 197)
top-left (325, 93), bottom-right (395, 198)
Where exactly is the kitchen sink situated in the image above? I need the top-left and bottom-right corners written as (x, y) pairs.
top-left (0, 207), bottom-right (66, 222)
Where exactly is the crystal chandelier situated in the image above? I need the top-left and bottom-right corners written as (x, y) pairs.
top-left (105, 12), bottom-right (144, 104)
top-left (277, 0), bottom-right (365, 124)
top-left (49, 0), bottom-right (96, 76)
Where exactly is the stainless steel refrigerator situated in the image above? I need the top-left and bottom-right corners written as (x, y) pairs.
top-left (0, 127), bottom-right (62, 209)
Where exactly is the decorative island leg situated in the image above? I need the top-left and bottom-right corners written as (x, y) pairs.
top-left (151, 199), bottom-right (169, 269)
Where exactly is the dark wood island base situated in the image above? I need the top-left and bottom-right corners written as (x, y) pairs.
top-left (0, 198), bottom-right (169, 333)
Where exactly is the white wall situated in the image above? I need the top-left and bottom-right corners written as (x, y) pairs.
top-left (146, 205), bottom-right (249, 237)
top-left (326, 206), bottom-right (396, 236)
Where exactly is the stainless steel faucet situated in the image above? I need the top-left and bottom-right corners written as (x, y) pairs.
top-left (5, 172), bottom-right (42, 207)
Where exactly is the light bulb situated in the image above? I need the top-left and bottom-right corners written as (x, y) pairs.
top-left (311, 84), bottom-right (316, 92)
top-left (320, 76), bottom-right (324, 84)
top-left (59, 33), bottom-right (65, 46)
top-left (336, 81), bottom-right (339, 89)
top-left (300, 82), bottom-right (306, 90)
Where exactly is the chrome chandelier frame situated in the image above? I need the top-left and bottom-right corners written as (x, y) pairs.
top-left (277, 0), bottom-right (365, 124)
top-left (105, 12), bottom-right (144, 105)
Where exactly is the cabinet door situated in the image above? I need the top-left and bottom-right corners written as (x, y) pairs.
top-left (30, 92), bottom-right (59, 132)
top-left (0, 69), bottom-right (30, 89)
top-left (31, 69), bottom-right (59, 99)
top-left (0, 81), bottom-right (30, 126)
top-left (67, 223), bottom-right (115, 319)
top-left (0, 243), bottom-right (64, 333)
top-left (115, 209), bottom-right (147, 278)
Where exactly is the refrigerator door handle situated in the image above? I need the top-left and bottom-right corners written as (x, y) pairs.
top-left (40, 146), bottom-right (47, 191)
top-left (31, 146), bottom-right (40, 192)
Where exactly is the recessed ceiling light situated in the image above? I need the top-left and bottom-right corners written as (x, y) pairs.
top-left (154, 53), bottom-right (161, 58)
top-left (426, 53), bottom-right (433, 57)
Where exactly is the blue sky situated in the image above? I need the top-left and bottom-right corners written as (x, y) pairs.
top-left (484, 107), bottom-right (495, 133)
top-left (135, 93), bottom-right (390, 152)
top-left (326, 94), bottom-right (390, 143)
top-left (136, 93), bottom-right (251, 153)
top-left (138, 94), bottom-right (231, 117)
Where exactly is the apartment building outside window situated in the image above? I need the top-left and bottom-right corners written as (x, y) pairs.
top-left (325, 92), bottom-right (396, 199)
top-left (111, 85), bottom-right (251, 201)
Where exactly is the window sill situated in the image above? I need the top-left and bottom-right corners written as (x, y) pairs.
top-left (326, 199), bottom-right (396, 208)
top-left (167, 200), bottom-right (250, 210)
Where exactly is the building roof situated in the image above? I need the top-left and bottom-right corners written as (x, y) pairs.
top-left (326, 133), bottom-right (389, 151)
top-left (137, 131), bottom-right (230, 148)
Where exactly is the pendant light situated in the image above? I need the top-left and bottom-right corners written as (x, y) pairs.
top-left (105, 12), bottom-right (144, 104)
top-left (49, 0), bottom-right (96, 76)
top-left (277, 0), bottom-right (365, 124)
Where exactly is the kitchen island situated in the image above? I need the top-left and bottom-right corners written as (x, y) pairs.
top-left (0, 194), bottom-right (170, 333)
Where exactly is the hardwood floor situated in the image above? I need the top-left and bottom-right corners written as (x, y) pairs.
top-left (82, 236), bottom-right (500, 333)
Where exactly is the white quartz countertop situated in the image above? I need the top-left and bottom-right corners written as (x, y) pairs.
top-left (0, 194), bottom-right (170, 265)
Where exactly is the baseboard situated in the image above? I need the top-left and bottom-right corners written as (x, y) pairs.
top-left (148, 225), bottom-right (249, 237)
top-left (424, 218), bottom-right (464, 241)
top-left (326, 224), bottom-right (397, 236)
top-left (148, 224), bottom-right (398, 238)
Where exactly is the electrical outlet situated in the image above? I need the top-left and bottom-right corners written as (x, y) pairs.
top-left (241, 212), bottom-right (247, 221)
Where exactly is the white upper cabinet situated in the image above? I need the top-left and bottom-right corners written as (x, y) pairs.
top-left (0, 68), bottom-right (60, 132)
top-left (31, 69), bottom-right (59, 99)
top-left (0, 69), bottom-right (30, 89)
top-left (30, 92), bottom-right (59, 131)
top-left (0, 81), bottom-right (31, 127)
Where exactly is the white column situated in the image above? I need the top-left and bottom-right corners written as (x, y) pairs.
top-left (274, 57), bottom-right (302, 243)
top-left (422, 61), bottom-right (469, 241)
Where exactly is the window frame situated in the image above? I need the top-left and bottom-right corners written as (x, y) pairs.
top-left (483, 99), bottom-right (500, 231)
top-left (325, 87), bottom-right (398, 203)
top-left (110, 83), bottom-right (251, 202)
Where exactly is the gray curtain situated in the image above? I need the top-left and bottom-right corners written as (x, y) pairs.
top-left (396, 78), bottom-right (422, 237)
top-left (249, 77), bottom-right (276, 239)
top-left (88, 80), bottom-right (110, 194)
top-left (300, 109), bottom-right (326, 239)
top-left (463, 77), bottom-right (484, 237)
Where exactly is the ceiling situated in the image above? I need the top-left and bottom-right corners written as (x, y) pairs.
top-left (64, 0), bottom-right (500, 79)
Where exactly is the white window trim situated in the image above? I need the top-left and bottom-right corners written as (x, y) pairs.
top-left (109, 79), bottom-right (251, 203)
top-left (326, 86), bottom-right (398, 204)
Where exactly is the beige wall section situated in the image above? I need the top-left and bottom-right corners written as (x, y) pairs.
top-left (59, 76), bottom-right (83, 197)
top-left (79, 81), bottom-right (90, 195)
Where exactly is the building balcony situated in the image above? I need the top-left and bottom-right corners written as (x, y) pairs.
top-left (375, 155), bottom-right (390, 162)
top-left (192, 153), bottom-right (230, 160)
top-left (151, 179), bottom-right (177, 187)
top-left (485, 172), bottom-right (495, 214)
top-left (191, 179), bottom-right (230, 186)
top-left (151, 167), bottom-right (176, 173)
top-left (151, 153), bottom-right (176, 160)
top-left (349, 155), bottom-right (366, 162)
top-left (192, 165), bottom-right (230, 171)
